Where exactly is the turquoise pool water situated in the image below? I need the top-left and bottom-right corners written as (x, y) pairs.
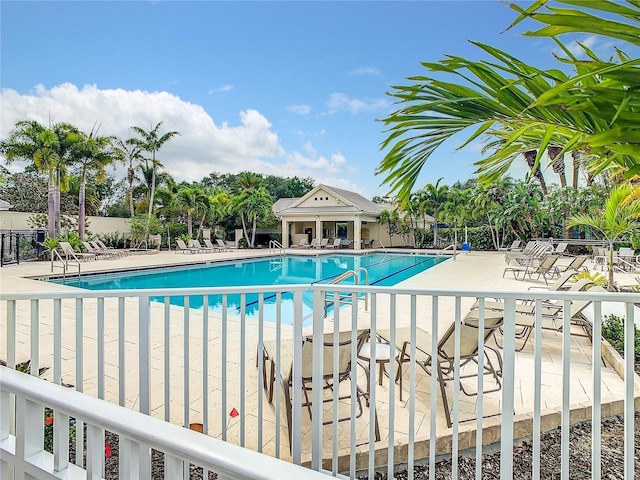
top-left (52, 253), bottom-right (446, 323)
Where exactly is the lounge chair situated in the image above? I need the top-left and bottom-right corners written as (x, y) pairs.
top-left (316, 238), bottom-right (329, 249)
top-left (223, 240), bottom-right (238, 251)
top-left (260, 329), bottom-right (379, 450)
top-left (511, 286), bottom-right (607, 349)
top-left (305, 238), bottom-right (319, 249)
top-left (175, 239), bottom-right (200, 254)
top-left (549, 242), bottom-right (569, 256)
top-left (503, 255), bottom-right (560, 285)
top-left (190, 239), bottom-right (217, 253)
top-left (93, 239), bottom-right (128, 257)
top-left (204, 239), bottom-right (225, 252)
top-left (58, 241), bottom-right (96, 262)
top-left (82, 241), bottom-right (116, 259)
top-left (556, 255), bottom-right (589, 274)
top-left (498, 240), bottom-right (522, 252)
top-left (294, 238), bottom-right (309, 249)
top-left (506, 242), bottom-right (552, 265)
top-left (325, 238), bottom-right (341, 249)
top-left (377, 311), bottom-right (504, 428)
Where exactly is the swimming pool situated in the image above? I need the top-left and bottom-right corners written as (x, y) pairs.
top-left (52, 253), bottom-right (447, 323)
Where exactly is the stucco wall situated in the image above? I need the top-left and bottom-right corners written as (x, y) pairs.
top-left (0, 211), bottom-right (130, 236)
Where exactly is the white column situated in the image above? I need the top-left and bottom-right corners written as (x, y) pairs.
top-left (354, 215), bottom-right (362, 250)
top-left (282, 219), bottom-right (289, 248)
top-left (315, 216), bottom-right (322, 241)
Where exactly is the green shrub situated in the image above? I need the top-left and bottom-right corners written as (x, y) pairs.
top-left (602, 314), bottom-right (640, 356)
top-left (237, 237), bottom-right (249, 249)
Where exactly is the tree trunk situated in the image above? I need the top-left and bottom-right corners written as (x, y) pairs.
top-left (251, 214), bottom-right (257, 248)
top-left (241, 216), bottom-right (249, 247)
top-left (54, 169), bottom-right (61, 237)
top-left (433, 214), bottom-right (438, 248)
top-left (128, 165), bottom-right (135, 217)
top-left (79, 177), bottom-right (86, 240)
top-left (47, 172), bottom-right (56, 239)
top-left (187, 214), bottom-right (193, 237)
top-left (524, 150), bottom-right (548, 195)
top-left (146, 160), bottom-right (156, 242)
top-left (548, 146), bottom-right (566, 188)
top-left (608, 244), bottom-right (615, 290)
top-left (572, 151), bottom-right (580, 189)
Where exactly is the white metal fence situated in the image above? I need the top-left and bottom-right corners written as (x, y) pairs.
top-left (0, 284), bottom-right (638, 479)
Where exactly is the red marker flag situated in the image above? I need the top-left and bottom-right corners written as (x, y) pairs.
top-left (229, 408), bottom-right (239, 418)
top-left (105, 443), bottom-right (112, 458)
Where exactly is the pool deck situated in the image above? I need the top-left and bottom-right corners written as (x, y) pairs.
top-left (0, 248), bottom-right (638, 470)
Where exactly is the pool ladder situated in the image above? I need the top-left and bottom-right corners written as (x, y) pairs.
top-left (269, 240), bottom-right (285, 256)
top-left (323, 267), bottom-right (369, 314)
top-left (50, 248), bottom-right (81, 279)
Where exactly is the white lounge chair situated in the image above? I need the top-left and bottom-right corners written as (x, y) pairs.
top-left (58, 241), bottom-right (96, 262)
top-left (175, 239), bottom-right (199, 254)
top-left (325, 238), bottom-right (341, 249)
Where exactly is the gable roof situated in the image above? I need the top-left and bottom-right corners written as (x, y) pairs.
top-left (273, 184), bottom-right (390, 215)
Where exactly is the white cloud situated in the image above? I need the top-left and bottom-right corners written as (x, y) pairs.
top-left (208, 84), bottom-right (234, 94)
top-left (557, 35), bottom-right (617, 59)
top-left (0, 83), bottom-right (284, 182)
top-left (287, 104), bottom-right (311, 115)
top-left (0, 83), bottom-right (364, 188)
top-left (326, 92), bottom-right (389, 115)
top-left (349, 66), bottom-right (380, 76)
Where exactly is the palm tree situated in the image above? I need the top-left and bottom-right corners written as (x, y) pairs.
top-left (377, 1), bottom-right (640, 203)
top-left (130, 122), bottom-right (179, 237)
top-left (174, 185), bottom-right (208, 238)
top-left (378, 209), bottom-right (400, 247)
top-left (0, 120), bottom-right (79, 237)
top-left (568, 184), bottom-right (640, 289)
top-left (71, 125), bottom-right (116, 239)
top-left (231, 187), bottom-right (272, 247)
top-left (112, 136), bottom-right (142, 217)
top-left (421, 178), bottom-right (449, 248)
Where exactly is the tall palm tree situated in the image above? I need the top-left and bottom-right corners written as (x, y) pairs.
top-left (231, 186), bottom-right (272, 248)
top-left (378, 209), bottom-right (400, 247)
top-left (0, 120), bottom-right (79, 237)
top-left (71, 125), bottom-right (116, 239)
top-left (130, 122), bottom-right (179, 237)
top-left (174, 185), bottom-right (208, 238)
top-left (112, 136), bottom-right (142, 217)
top-left (421, 178), bottom-right (449, 248)
top-left (568, 184), bottom-right (640, 289)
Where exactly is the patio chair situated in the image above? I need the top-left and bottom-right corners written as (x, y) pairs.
top-left (498, 240), bottom-right (522, 252)
top-left (93, 239), bottom-right (128, 257)
top-left (58, 241), bottom-right (96, 262)
top-left (316, 238), bottom-right (329, 249)
top-left (511, 286), bottom-right (607, 349)
top-left (377, 311), bottom-right (504, 428)
top-left (191, 239), bottom-right (216, 253)
top-left (550, 242), bottom-right (569, 256)
top-left (503, 255), bottom-right (560, 285)
top-left (82, 241), bottom-right (116, 259)
top-left (504, 240), bottom-right (536, 262)
top-left (505, 242), bottom-right (552, 265)
top-left (556, 255), bottom-right (589, 274)
top-left (306, 238), bottom-right (319, 249)
top-left (325, 238), bottom-right (341, 249)
top-left (204, 239), bottom-right (225, 252)
top-left (175, 239), bottom-right (199, 254)
top-left (260, 329), bottom-right (379, 450)
top-left (224, 240), bottom-right (238, 251)
top-left (294, 238), bottom-right (309, 248)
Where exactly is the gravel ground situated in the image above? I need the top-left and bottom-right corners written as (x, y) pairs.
top-left (67, 356), bottom-right (639, 479)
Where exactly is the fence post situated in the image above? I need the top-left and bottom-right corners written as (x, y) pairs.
top-left (15, 233), bottom-right (20, 265)
top-left (1, 233), bottom-right (5, 267)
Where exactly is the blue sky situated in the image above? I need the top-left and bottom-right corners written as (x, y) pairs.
top-left (0, 1), bottom-right (621, 198)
